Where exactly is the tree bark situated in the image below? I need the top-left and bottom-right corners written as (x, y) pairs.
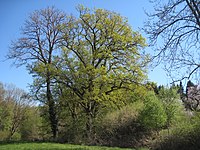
top-left (47, 74), bottom-right (58, 140)
top-left (86, 110), bottom-right (94, 142)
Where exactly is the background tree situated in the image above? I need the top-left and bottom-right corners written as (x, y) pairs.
top-left (0, 83), bottom-right (34, 141)
top-left (158, 86), bottom-right (183, 133)
top-left (7, 7), bottom-right (67, 139)
top-left (178, 81), bottom-right (185, 100)
top-left (5, 85), bottom-right (31, 140)
top-left (144, 0), bottom-right (200, 81)
top-left (145, 81), bottom-right (159, 95)
top-left (55, 6), bottom-right (148, 140)
top-left (182, 80), bottom-right (200, 111)
top-left (0, 83), bottom-right (10, 140)
top-left (20, 106), bottom-right (42, 141)
top-left (139, 91), bottom-right (167, 130)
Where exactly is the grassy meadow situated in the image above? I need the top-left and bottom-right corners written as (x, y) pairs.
top-left (0, 142), bottom-right (149, 150)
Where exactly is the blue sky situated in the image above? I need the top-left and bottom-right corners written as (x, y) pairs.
top-left (0, 0), bottom-right (169, 91)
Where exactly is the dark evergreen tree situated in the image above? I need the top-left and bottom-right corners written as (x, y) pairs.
top-left (158, 85), bottom-right (164, 92)
top-left (178, 81), bottom-right (185, 100)
top-left (187, 80), bottom-right (195, 87)
top-left (186, 80), bottom-right (195, 98)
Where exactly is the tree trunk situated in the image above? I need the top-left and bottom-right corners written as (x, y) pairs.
top-left (47, 75), bottom-right (58, 140)
top-left (85, 102), bottom-right (98, 143)
top-left (86, 111), bottom-right (93, 141)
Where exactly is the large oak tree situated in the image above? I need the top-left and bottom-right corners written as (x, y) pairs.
top-left (54, 6), bottom-right (148, 139)
top-left (7, 5), bottom-right (148, 141)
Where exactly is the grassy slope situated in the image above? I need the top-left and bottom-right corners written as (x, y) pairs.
top-left (0, 142), bottom-right (148, 150)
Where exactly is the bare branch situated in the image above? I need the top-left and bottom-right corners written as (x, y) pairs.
top-left (144, 0), bottom-right (200, 81)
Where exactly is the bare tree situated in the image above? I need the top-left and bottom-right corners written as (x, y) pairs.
top-left (7, 7), bottom-right (66, 139)
top-left (144, 0), bottom-right (200, 81)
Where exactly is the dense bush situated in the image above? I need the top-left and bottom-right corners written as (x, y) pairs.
top-left (97, 91), bottom-right (168, 148)
top-left (20, 107), bottom-right (42, 141)
top-left (138, 92), bottom-right (167, 130)
top-left (97, 101), bottom-right (147, 147)
top-left (153, 112), bottom-right (200, 150)
top-left (158, 87), bottom-right (183, 129)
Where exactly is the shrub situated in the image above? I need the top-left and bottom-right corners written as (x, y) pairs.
top-left (158, 87), bottom-right (184, 129)
top-left (153, 112), bottom-right (200, 150)
top-left (0, 131), bottom-right (9, 141)
top-left (97, 101), bottom-right (152, 148)
top-left (138, 92), bottom-right (167, 130)
top-left (101, 101), bottom-right (143, 130)
top-left (97, 92), bottom-right (168, 148)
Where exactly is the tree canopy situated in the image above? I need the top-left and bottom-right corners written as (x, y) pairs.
top-left (7, 6), bottom-right (67, 139)
top-left (7, 6), bottom-right (149, 140)
top-left (5, 4), bottom-right (200, 149)
top-left (55, 6), bottom-right (148, 139)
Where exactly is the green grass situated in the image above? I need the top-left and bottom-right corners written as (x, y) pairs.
top-left (0, 142), bottom-right (149, 150)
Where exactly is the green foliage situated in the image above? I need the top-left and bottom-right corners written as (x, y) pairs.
top-left (100, 102), bottom-right (143, 137)
top-left (55, 5), bottom-right (149, 139)
top-left (0, 131), bottom-right (9, 141)
top-left (139, 92), bottom-right (167, 130)
top-left (149, 85), bottom-right (200, 150)
top-left (158, 86), bottom-right (183, 128)
top-left (153, 112), bottom-right (200, 150)
top-left (0, 82), bottom-right (43, 142)
top-left (6, 5), bottom-right (157, 148)
top-left (98, 101), bottom-right (156, 148)
top-left (20, 107), bottom-right (42, 141)
top-left (102, 102), bottom-right (143, 130)
top-left (9, 133), bottom-right (21, 141)
top-left (59, 5), bottom-right (148, 105)
top-left (5, 3), bottom-right (200, 150)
